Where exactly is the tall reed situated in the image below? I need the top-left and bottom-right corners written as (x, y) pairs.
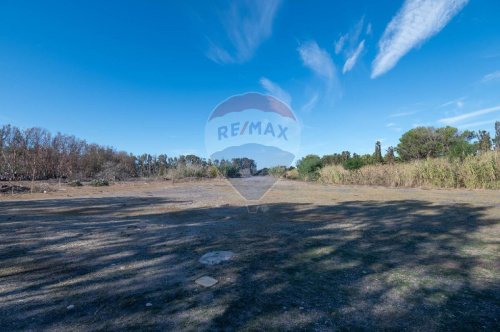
top-left (318, 151), bottom-right (500, 189)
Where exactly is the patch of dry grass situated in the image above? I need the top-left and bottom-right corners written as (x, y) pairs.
top-left (319, 151), bottom-right (500, 189)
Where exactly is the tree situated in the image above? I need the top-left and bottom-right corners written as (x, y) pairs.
top-left (494, 121), bottom-right (500, 151)
top-left (477, 130), bottom-right (492, 153)
top-left (360, 154), bottom-right (375, 165)
top-left (24, 127), bottom-right (47, 192)
top-left (374, 141), bottom-right (383, 163)
top-left (396, 127), bottom-right (440, 160)
top-left (321, 154), bottom-right (340, 166)
top-left (384, 146), bottom-right (395, 164)
top-left (217, 159), bottom-right (239, 178)
top-left (296, 154), bottom-right (322, 180)
top-left (340, 151), bottom-right (351, 162)
top-left (0, 124), bottom-right (138, 182)
top-left (343, 155), bottom-right (365, 170)
top-left (396, 126), bottom-right (475, 161)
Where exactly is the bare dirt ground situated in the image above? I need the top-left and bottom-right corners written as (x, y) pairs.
top-left (1, 179), bottom-right (499, 331)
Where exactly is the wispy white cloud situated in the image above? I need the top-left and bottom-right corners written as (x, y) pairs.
top-left (366, 23), bottom-right (372, 35)
top-left (438, 105), bottom-right (500, 124)
top-left (371, 0), bottom-right (468, 78)
top-left (481, 70), bottom-right (500, 83)
top-left (300, 93), bottom-right (319, 113)
top-left (335, 16), bottom-right (368, 74)
top-left (298, 41), bottom-right (338, 86)
top-left (439, 96), bottom-right (465, 109)
top-left (334, 35), bottom-right (347, 55)
top-left (259, 77), bottom-right (291, 106)
top-left (207, 0), bottom-right (282, 64)
top-left (389, 110), bottom-right (417, 117)
top-left (298, 41), bottom-right (341, 112)
top-left (343, 40), bottom-right (365, 73)
top-left (206, 42), bottom-right (234, 64)
top-left (335, 16), bottom-right (365, 55)
top-left (386, 123), bottom-right (396, 127)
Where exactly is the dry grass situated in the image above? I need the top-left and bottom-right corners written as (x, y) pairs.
top-left (319, 151), bottom-right (500, 189)
top-left (0, 180), bottom-right (500, 331)
top-left (0, 180), bottom-right (498, 331)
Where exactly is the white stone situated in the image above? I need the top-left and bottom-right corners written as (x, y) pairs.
top-left (199, 251), bottom-right (234, 265)
top-left (145, 302), bottom-right (152, 307)
top-left (67, 304), bottom-right (75, 310)
top-left (195, 276), bottom-right (218, 287)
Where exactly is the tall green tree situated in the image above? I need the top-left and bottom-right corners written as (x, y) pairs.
top-left (396, 127), bottom-right (443, 160)
top-left (494, 121), bottom-right (500, 151)
top-left (396, 126), bottom-right (475, 161)
top-left (374, 141), bottom-right (382, 163)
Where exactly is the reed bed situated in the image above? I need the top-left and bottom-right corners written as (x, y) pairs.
top-left (318, 151), bottom-right (500, 189)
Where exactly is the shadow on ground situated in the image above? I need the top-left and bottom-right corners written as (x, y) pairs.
top-left (0, 196), bottom-right (498, 331)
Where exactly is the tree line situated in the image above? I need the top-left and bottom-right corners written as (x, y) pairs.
top-left (296, 122), bottom-right (500, 179)
top-left (0, 124), bottom-right (261, 182)
top-left (1, 122), bottom-right (499, 183)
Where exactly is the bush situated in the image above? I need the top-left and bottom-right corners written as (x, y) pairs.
top-left (268, 166), bottom-right (287, 178)
top-left (255, 168), bottom-right (269, 176)
top-left (318, 165), bottom-right (347, 184)
top-left (67, 180), bottom-right (83, 187)
top-left (90, 179), bottom-right (109, 186)
top-left (207, 166), bottom-right (219, 178)
top-left (285, 168), bottom-right (299, 180)
top-left (342, 156), bottom-right (364, 170)
top-left (297, 155), bottom-right (322, 180)
top-left (217, 164), bottom-right (240, 178)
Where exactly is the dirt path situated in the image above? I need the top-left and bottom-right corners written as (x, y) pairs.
top-left (1, 180), bottom-right (499, 330)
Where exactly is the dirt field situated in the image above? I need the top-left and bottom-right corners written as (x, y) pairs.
top-left (1, 179), bottom-right (499, 331)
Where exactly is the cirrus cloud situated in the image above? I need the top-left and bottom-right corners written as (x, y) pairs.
top-left (259, 77), bottom-right (291, 106)
top-left (481, 70), bottom-right (500, 83)
top-left (207, 0), bottom-right (282, 64)
top-left (298, 41), bottom-right (338, 85)
top-left (372, 0), bottom-right (468, 78)
top-left (343, 40), bottom-right (365, 74)
top-left (438, 105), bottom-right (500, 125)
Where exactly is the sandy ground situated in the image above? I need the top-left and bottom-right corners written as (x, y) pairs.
top-left (0, 179), bottom-right (499, 331)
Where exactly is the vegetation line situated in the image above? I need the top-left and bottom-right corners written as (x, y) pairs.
top-left (1, 122), bottom-right (499, 191)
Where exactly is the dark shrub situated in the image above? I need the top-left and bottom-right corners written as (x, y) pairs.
top-left (297, 155), bottom-right (322, 180)
top-left (90, 179), bottom-right (109, 186)
top-left (343, 156), bottom-right (364, 170)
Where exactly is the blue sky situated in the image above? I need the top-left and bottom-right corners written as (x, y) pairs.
top-left (1, 0), bottom-right (499, 158)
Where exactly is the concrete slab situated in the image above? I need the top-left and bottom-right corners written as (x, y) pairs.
top-left (195, 276), bottom-right (218, 287)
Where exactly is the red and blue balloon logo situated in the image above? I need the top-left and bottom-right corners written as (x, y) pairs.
top-left (205, 92), bottom-right (300, 200)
